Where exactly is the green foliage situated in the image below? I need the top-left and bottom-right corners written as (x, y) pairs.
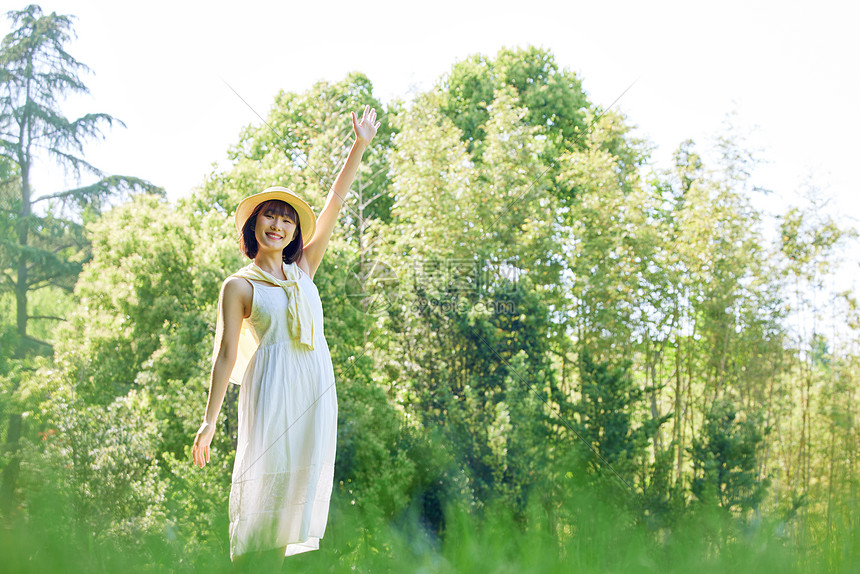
top-left (575, 347), bottom-right (671, 476)
top-left (439, 46), bottom-right (587, 156)
top-left (55, 195), bottom-right (203, 404)
top-left (0, 39), bottom-right (855, 573)
top-left (0, 3), bottom-right (161, 359)
top-left (379, 89), bottom-right (561, 506)
top-left (22, 374), bottom-right (167, 539)
top-left (0, 5), bottom-right (111, 177)
top-left (3, 480), bottom-right (854, 573)
top-left (335, 359), bottom-right (418, 519)
top-left (690, 399), bottom-right (768, 513)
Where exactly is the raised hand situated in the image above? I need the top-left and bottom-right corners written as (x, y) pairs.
top-left (352, 105), bottom-right (380, 144)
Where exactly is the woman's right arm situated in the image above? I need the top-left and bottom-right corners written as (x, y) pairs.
top-left (192, 277), bottom-right (251, 468)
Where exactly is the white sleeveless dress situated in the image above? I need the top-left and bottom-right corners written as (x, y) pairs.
top-left (228, 262), bottom-right (338, 559)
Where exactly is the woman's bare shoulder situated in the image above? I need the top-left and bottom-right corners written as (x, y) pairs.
top-left (222, 275), bottom-right (252, 289)
top-left (222, 276), bottom-right (253, 303)
top-left (220, 276), bottom-right (253, 319)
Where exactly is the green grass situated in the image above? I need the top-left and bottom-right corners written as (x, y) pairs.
top-left (3, 483), bottom-right (857, 574)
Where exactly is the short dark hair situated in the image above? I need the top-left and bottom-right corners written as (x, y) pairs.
top-left (239, 199), bottom-right (304, 263)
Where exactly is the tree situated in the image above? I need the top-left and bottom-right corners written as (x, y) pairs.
top-left (438, 46), bottom-right (587, 159)
top-left (0, 3), bottom-right (157, 517)
top-left (690, 399), bottom-right (768, 514)
top-left (0, 4), bottom-right (157, 356)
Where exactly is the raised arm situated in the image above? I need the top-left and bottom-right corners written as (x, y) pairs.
top-left (192, 277), bottom-right (251, 468)
top-left (303, 105), bottom-right (380, 279)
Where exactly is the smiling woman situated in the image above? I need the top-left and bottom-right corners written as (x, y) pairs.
top-left (191, 106), bottom-right (380, 571)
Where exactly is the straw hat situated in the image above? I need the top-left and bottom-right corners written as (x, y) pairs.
top-left (234, 186), bottom-right (317, 242)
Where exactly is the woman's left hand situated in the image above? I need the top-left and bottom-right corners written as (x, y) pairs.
top-left (352, 105), bottom-right (380, 144)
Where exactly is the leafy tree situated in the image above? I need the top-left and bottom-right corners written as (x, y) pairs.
top-left (777, 192), bottom-right (854, 499)
top-left (554, 110), bottom-right (653, 354)
top-left (438, 46), bottom-right (587, 157)
top-left (0, 3), bottom-right (158, 517)
top-left (570, 348), bottom-right (670, 492)
top-left (31, 191), bottom-right (240, 545)
top-left (0, 4), bottom-right (158, 354)
top-left (0, 154), bottom-right (19, 363)
top-left (379, 88), bottom-right (562, 513)
top-left (690, 399), bottom-right (768, 513)
top-left (33, 384), bottom-right (167, 539)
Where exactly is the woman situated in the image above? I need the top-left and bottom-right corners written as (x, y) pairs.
top-left (191, 105), bottom-right (380, 569)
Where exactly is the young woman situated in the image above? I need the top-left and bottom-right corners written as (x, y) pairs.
top-left (191, 105), bottom-right (380, 569)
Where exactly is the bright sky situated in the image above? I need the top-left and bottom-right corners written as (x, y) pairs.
top-left (5, 0), bottom-right (859, 291)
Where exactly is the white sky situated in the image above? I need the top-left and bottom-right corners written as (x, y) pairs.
top-left (5, 0), bottom-right (859, 293)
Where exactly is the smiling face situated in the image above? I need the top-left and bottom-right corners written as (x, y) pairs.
top-left (254, 202), bottom-right (297, 250)
top-left (240, 199), bottom-right (302, 260)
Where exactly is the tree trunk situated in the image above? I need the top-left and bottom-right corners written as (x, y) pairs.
top-left (647, 340), bottom-right (664, 453)
top-left (2, 145), bottom-right (30, 516)
top-left (761, 365), bottom-right (776, 496)
top-left (0, 412), bottom-right (23, 516)
top-left (15, 160), bottom-right (30, 343)
top-left (673, 299), bottom-right (684, 481)
top-left (826, 423), bottom-right (836, 541)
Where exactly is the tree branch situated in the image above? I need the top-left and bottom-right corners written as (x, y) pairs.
top-left (357, 166), bottom-right (392, 211)
top-left (48, 280), bottom-right (75, 293)
top-left (50, 242), bottom-right (79, 253)
top-left (30, 175), bottom-right (163, 207)
top-left (22, 334), bottom-right (54, 350)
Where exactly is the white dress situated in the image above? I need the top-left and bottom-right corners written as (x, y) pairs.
top-left (228, 262), bottom-right (338, 559)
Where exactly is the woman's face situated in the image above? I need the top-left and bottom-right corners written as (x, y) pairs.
top-left (254, 206), bottom-right (298, 252)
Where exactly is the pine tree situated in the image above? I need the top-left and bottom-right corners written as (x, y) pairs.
top-left (0, 3), bottom-right (158, 517)
top-left (0, 4), bottom-right (158, 356)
